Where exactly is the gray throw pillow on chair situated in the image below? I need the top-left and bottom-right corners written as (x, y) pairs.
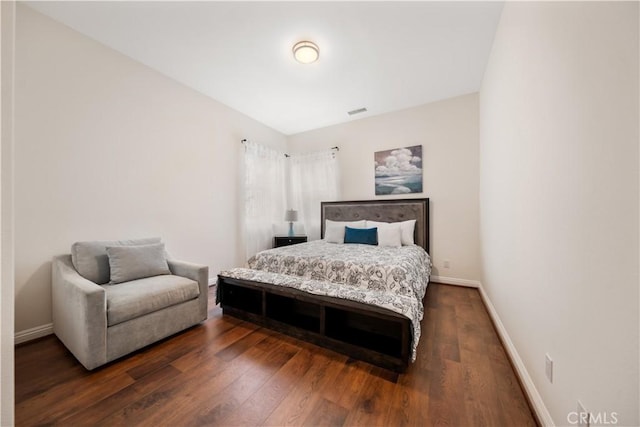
top-left (106, 242), bottom-right (171, 284)
top-left (71, 237), bottom-right (161, 284)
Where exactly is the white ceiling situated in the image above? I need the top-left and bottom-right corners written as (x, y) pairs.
top-left (26, 1), bottom-right (504, 135)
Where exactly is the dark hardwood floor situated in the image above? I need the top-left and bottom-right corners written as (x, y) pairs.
top-left (15, 283), bottom-right (537, 426)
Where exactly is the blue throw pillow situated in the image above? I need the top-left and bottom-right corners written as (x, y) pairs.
top-left (344, 226), bottom-right (378, 245)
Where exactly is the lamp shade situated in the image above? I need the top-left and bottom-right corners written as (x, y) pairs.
top-left (285, 209), bottom-right (298, 222)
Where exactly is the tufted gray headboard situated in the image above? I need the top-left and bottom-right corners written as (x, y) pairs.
top-left (320, 198), bottom-right (430, 253)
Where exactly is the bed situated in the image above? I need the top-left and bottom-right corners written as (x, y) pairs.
top-left (217, 198), bottom-right (430, 371)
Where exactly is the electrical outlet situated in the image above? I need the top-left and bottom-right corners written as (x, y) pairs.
top-left (545, 353), bottom-right (553, 383)
top-left (577, 400), bottom-right (589, 427)
top-left (443, 259), bottom-right (450, 268)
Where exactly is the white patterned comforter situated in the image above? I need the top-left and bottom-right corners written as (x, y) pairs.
top-left (220, 240), bottom-right (431, 361)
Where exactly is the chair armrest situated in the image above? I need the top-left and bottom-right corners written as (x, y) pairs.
top-left (51, 255), bottom-right (107, 370)
top-left (167, 259), bottom-right (209, 320)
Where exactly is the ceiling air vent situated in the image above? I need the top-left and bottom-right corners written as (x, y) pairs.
top-left (347, 107), bottom-right (368, 116)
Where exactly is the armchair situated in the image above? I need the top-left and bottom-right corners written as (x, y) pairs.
top-left (51, 238), bottom-right (208, 370)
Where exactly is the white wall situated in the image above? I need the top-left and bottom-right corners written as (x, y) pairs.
top-left (288, 94), bottom-right (481, 283)
top-left (480, 2), bottom-right (639, 425)
top-left (14, 5), bottom-right (287, 334)
top-left (1, 1), bottom-right (15, 424)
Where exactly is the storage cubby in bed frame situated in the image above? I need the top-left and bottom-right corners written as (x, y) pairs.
top-left (217, 276), bottom-right (411, 371)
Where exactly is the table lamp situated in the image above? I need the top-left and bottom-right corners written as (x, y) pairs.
top-left (285, 209), bottom-right (298, 237)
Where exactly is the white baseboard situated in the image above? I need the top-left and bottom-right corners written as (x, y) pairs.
top-left (14, 323), bottom-right (53, 345)
top-left (208, 277), bottom-right (217, 286)
top-left (478, 284), bottom-right (554, 426)
top-left (430, 275), bottom-right (480, 288)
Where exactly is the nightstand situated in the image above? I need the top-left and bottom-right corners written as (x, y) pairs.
top-left (274, 235), bottom-right (308, 248)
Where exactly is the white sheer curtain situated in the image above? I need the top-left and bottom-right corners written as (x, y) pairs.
top-left (243, 141), bottom-right (287, 259)
top-left (290, 149), bottom-right (340, 241)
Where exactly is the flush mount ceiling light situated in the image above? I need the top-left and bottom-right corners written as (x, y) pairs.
top-left (293, 41), bottom-right (319, 64)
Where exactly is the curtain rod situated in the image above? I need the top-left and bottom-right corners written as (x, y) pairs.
top-left (241, 139), bottom-right (339, 157)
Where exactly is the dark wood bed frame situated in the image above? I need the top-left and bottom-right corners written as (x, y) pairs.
top-left (217, 198), bottom-right (430, 371)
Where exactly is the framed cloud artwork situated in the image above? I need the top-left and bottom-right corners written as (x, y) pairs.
top-left (374, 145), bottom-right (423, 195)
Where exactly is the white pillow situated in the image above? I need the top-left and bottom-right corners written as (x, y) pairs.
top-left (376, 223), bottom-right (402, 248)
top-left (325, 219), bottom-right (366, 243)
top-left (366, 219), bottom-right (416, 246)
top-left (399, 219), bottom-right (416, 245)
